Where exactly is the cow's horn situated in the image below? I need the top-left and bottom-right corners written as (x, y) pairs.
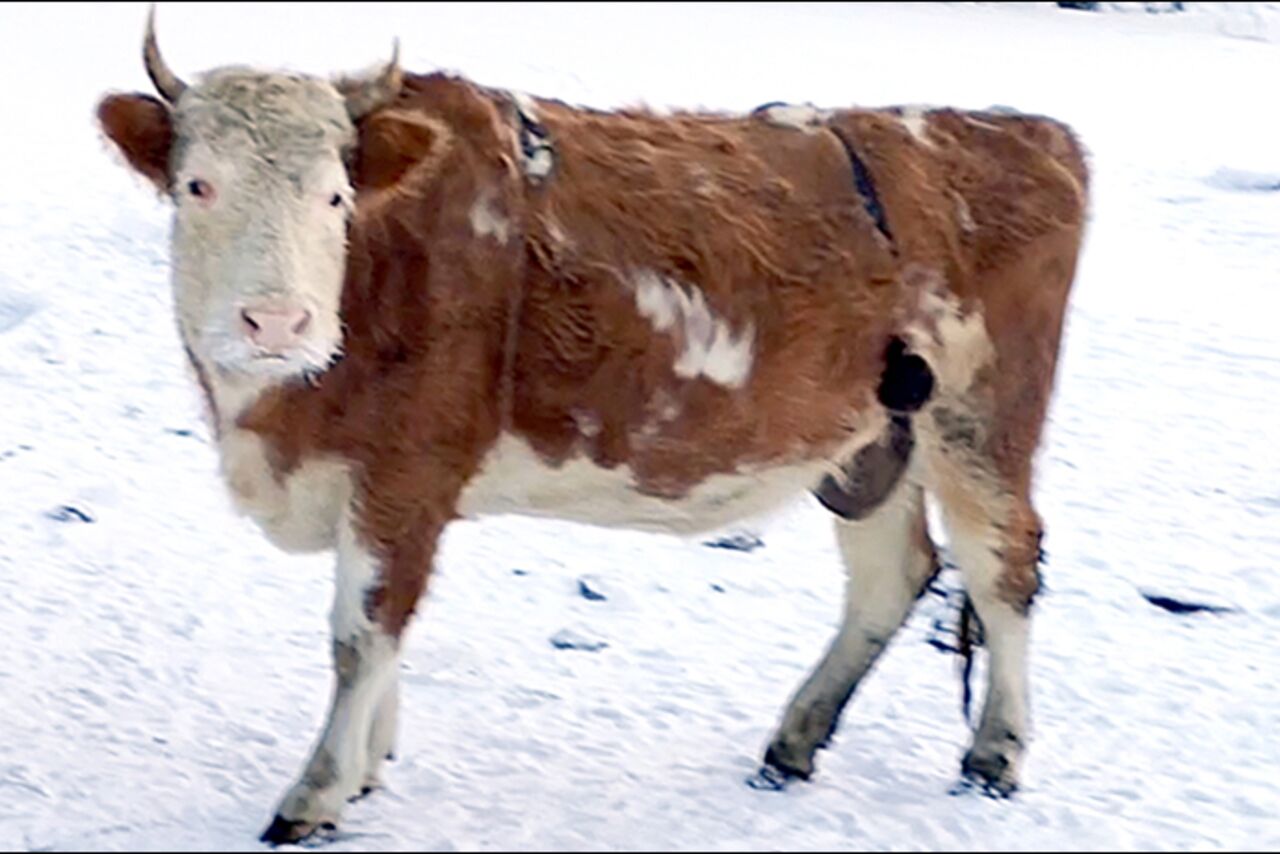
top-left (343, 40), bottom-right (403, 121)
top-left (143, 5), bottom-right (188, 105)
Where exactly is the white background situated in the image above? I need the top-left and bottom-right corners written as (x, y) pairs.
top-left (1, 2), bottom-right (1278, 850)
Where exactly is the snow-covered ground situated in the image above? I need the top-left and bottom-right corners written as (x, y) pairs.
top-left (2, 2), bottom-right (1278, 850)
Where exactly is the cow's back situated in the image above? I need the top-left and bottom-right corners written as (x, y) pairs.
top-left (823, 106), bottom-right (1087, 292)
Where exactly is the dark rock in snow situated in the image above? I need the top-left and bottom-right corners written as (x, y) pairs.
top-left (47, 505), bottom-right (94, 524)
top-left (512, 568), bottom-right (530, 577)
top-left (1056, 1), bottom-right (1185, 11)
top-left (1141, 592), bottom-right (1236, 615)
top-left (577, 578), bottom-right (607, 602)
top-left (549, 629), bottom-right (608, 652)
top-left (703, 532), bottom-right (764, 553)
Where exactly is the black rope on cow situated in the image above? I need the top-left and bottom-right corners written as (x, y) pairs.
top-left (827, 126), bottom-right (895, 247)
top-left (925, 562), bottom-right (985, 726)
top-left (518, 110), bottom-right (551, 162)
top-left (958, 594), bottom-right (980, 725)
top-left (510, 94), bottom-right (555, 183)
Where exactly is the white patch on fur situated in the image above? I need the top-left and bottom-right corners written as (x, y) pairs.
top-left (687, 164), bottom-right (719, 199)
top-left (456, 413), bottom-right (885, 535)
top-left (632, 270), bottom-right (755, 389)
top-left (902, 271), bottom-right (995, 395)
top-left (899, 106), bottom-right (935, 147)
top-left (524, 147), bottom-right (553, 179)
top-left (571, 408), bottom-right (602, 440)
top-left (951, 190), bottom-right (977, 233)
top-left (332, 506), bottom-right (380, 639)
top-left (218, 430), bottom-right (352, 553)
top-left (511, 91), bottom-right (540, 123)
top-left (209, 375), bottom-right (353, 553)
top-left (469, 192), bottom-right (510, 245)
top-left (544, 216), bottom-right (568, 246)
top-left (964, 116), bottom-right (1005, 133)
top-left (757, 103), bottom-right (832, 133)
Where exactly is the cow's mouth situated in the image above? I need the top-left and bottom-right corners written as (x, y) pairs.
top-left (223, 345), bottom-right (339, 382)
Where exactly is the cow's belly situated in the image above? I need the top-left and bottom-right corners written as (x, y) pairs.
top-left (218, 428), bottom-right (353, 553)
top-left (457, 434), bottom-right (851, 535)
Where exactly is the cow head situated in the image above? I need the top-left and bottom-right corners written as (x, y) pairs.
top-left (97, 9), bottom-right (423, 383)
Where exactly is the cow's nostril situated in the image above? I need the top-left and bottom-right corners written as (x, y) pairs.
top-left (241, 308), bottom-right (261, 333)
top-left (291, 311), bottom-right (312, 335)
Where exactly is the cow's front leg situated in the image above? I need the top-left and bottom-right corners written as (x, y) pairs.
top-left (361, 671), bottom-right (399, 796)
top-left (260, 503), bottom-right (435, 845)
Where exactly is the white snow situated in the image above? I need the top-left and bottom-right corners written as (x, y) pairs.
top-left (2, 2), bottom-right (1279, 850)
top-left (1205, 167), bottom-right (1280, 192)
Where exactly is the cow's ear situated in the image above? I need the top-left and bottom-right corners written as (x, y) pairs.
top-left (351, 110), bottom-right (450, 192)
top-left (97, 93), bottom-right (175, 191)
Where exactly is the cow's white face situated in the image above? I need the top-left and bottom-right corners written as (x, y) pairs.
top-left (169, 70), bottom-right (356, 381)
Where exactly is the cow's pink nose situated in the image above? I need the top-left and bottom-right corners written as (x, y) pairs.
top-left (239, 304), bottom-right (312, 352)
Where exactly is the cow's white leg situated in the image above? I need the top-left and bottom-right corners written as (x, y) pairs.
top-left (362, 670), bottom-right (400, 793)
top-left (762, 475), bottom-right (936, 781)
top-left (937, 492), bottom-right (1040, 796)
top-left (261, 510), bottom-right (400, 843)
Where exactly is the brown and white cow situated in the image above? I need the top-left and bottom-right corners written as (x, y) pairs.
top-left (97, 9), bottom-right (1088, 844)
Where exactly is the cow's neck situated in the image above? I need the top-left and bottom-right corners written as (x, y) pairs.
top-left (209, 371), bottom-right (277, 432)
top-left (183, 342), bottom-right (288, 441)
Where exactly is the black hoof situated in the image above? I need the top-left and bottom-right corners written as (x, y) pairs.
top-left (747, 744), bottom-right (813, 790)
top-left (951, 773), bottom-right (1017, 800)
top-left (260, 815), bottom-right (315, 845)
top-left (959, 751), bottom-right (1017, 799)
top-left (746, 764), bottom-right (793, 792)
top-left (259, 815), bottom-right (334, 846)
top-left (762, 744), bottom-right (813, 781)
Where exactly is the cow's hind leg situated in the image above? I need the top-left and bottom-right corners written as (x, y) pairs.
top-left (759, 418), bottom-right (937, 784)
top-left (929, 453), bottom-right (1042, 797)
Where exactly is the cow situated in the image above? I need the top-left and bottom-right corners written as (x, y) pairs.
top-left (96, 9), bottom-right (1088, 844)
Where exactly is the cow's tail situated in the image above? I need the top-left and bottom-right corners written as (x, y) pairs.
top-left (957, 593), bottom-right (982, 724)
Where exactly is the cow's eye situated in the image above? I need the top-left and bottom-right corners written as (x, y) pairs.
top-left (187, 179), bottom-right (212, 199)
top-left (329, 193), bottom-right (344, 208)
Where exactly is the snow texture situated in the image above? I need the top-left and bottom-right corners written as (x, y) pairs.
top-left (2, 2), bottom-right (1279, 850)
top-left (1205, 167), bottom-right (1280, 192)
